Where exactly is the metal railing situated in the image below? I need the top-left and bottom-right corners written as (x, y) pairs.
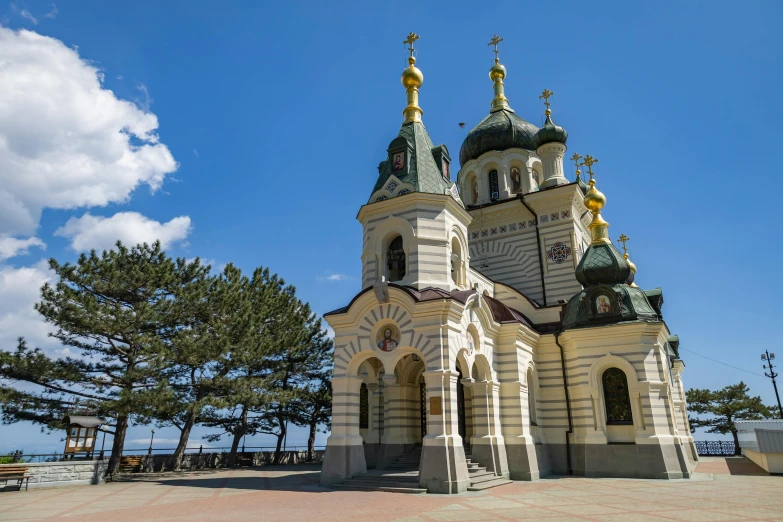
top-left (694, 440), bottom-right (736, 456)
top-left (3, 446), bottom-right (326, 464)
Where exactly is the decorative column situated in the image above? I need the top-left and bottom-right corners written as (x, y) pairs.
top-left (378, 374), bottom-right (407, 467)
top-left (364, 383), bottom-right (382, 469)
top-left (500, 380), bottom-right (540, 480)
top-left (419, 370), bottom-right (471, 493)
top-left (461, 377), bottom-right (474, 445)
top-left (469, 380), bottom-right (509, 478)
top-left (320, 376), bottom-right (367, 485)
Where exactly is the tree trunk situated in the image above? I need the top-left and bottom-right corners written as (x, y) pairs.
top-left (108, 415), bottom-right (129, 473)
top-left (274, 412), bottom-right (286, 465)
top-left (307, 418), bottom-right (317, 462)
top-left (228, 405), bottom-right (248, 467)
top-left (171, 410), bottom-right (197, 470)
top-left (731, 429), bottom-right (741, 455)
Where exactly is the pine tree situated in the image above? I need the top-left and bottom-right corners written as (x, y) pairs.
top-left (199, 266), bottom-right (295, 466)
top-left (290, 377), bottom-right (332, 462)
top-left (153, 264), bottom-right (251, 470)
top-left (257, 299), bottom-right (332, 464)
top-left (0, 242), bottom-right (209, 472)
top-left (686, 382), bottom-right (773, 455)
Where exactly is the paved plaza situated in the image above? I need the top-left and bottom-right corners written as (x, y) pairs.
top-left (1, 457), bottom-right (782, 521)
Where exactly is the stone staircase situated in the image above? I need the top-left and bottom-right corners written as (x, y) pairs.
top-left (464, 449), bottom-right (512, 491)
top-left (332, 445), bottom-right (511, 494)
top-left (332, 445), bottom-right (426, 494)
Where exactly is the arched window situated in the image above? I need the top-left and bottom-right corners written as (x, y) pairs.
top-left (359, 383), bottom-right (369, 429)
top-left (531, 170), bottom-right (540, 192)
top-left (489, 170), bottom-right (499, 201)
top-left (602, 368), bottom-right (633, 424)
top-left (450, 237), bottom-right (462, 285)
top-left (386, 235), bottom-right (406, 282)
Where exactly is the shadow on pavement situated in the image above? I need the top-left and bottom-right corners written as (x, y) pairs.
top-left (116, 464), bottom-right (330, 493)
top-left (724, 456), bottom-right (768, 476)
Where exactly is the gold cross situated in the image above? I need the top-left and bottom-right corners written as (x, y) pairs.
top-left (487, 34), bottom-right (503, 61)
top-left (583, 154), bottom-right (598, 180)
top-left (539, 89), bottom-right (554, 111)
top-left (617, 234), bottom-right (630, 255)
top-left (570, 152), bottom-right (583, 177)
top-left (403, 32), bottom-right (420, 59)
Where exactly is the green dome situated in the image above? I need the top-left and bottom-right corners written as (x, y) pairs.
top-left (532, 113), bottom-right (568, 149)
top-left (574, 242), bottom-right (631, 286)
top-left (561, 283), bottom-right (659, 330)
top-left (459, 109), bottom-right (539, 165)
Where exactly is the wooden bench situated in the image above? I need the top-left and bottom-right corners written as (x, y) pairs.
top-left (119, 455), bottom-right (144, 473)
top-left (237, 454), bottom-right (253, 467)
top-left (0, 465), bottom-right (32, 492)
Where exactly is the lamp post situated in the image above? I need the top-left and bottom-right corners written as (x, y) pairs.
top-left (148, 429), bottom-right (156, 455)
top-left (761, 350), bottom-right (783, 420)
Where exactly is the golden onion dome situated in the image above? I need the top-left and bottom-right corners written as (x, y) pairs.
top-left (489, 61), bottom-right (506, 82)
top-left (401, 57), bottom-right (423, 89)
top-left (583, 182), bottom-right (606, 212)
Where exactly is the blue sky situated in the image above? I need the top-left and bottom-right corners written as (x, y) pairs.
top-left (0, 0), bottom-right (781, 454)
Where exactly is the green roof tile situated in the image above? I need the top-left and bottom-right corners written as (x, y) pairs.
top-left (370, 122), bottom-right (455, 201)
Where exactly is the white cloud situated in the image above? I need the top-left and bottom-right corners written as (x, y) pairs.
top-left (0, 260), bottom-right (56, 351)
top-left (135, 83), bottom-right (152, 112)
top-left (55, 212), bottom-right (192, 252)
top-left (324, 326), bottom-right (335, 339)
top-left (0, 236), bottom-right (45, 260)
top-left (0, 27), bottom-right (178, 237)
top-left (318, 273), bottom-right (349, 282)
top-left (11, 4), bottom-right (38, 24)
top-left (43, 4), bottom-right (58, 19)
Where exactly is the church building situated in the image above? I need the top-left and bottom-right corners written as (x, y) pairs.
top-left (321, 33), bottom-right (697, 494)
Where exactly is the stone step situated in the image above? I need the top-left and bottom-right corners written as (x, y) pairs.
top-left (469, 473), bottom-right (504, 485)
top-left (467, 470), bottom-right (493, 480)
top-left (353, 475), bottom-right (419, 483)
top-left (342, 480), bottom-right (421, 488)
top-left (333, 484), bottom-right (427, 494)
top-left (467, 478), bottom-right (513, 491)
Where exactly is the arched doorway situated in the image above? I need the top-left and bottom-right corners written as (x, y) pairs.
top-left (357, 353), bottom-right (427, 470)
top-left (456, 366), bottom-right (466, 445)
top-left (455, 354), bottom-right (474, 452)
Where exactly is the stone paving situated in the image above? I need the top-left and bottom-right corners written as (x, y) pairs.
top-left (1, 457), bottom-right (782, 521)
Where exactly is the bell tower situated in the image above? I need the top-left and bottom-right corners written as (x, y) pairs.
top-left (360, 33), bottom-right (472, 297)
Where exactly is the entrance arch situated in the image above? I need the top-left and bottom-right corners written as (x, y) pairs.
top-left (353, 350), bottom-right (428, 470)
top-left (455, 350), bottom-right (474, 452)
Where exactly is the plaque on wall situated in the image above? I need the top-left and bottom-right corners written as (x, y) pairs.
top-left (430, 396), bottom-right (442, 416)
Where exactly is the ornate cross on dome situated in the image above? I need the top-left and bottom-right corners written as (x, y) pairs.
top-left (539, 89), bottom-right (554, 111)
top-left (617, 234), bottom-right (630, 255)
top-left (570, 152), bottom-right (584, 178)
top-left (583, 154), bottom-right (599, 181)
top-left (487, 34), bottom-right (503, 62)
top-left (403, 32), bottom-right (420, 58)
